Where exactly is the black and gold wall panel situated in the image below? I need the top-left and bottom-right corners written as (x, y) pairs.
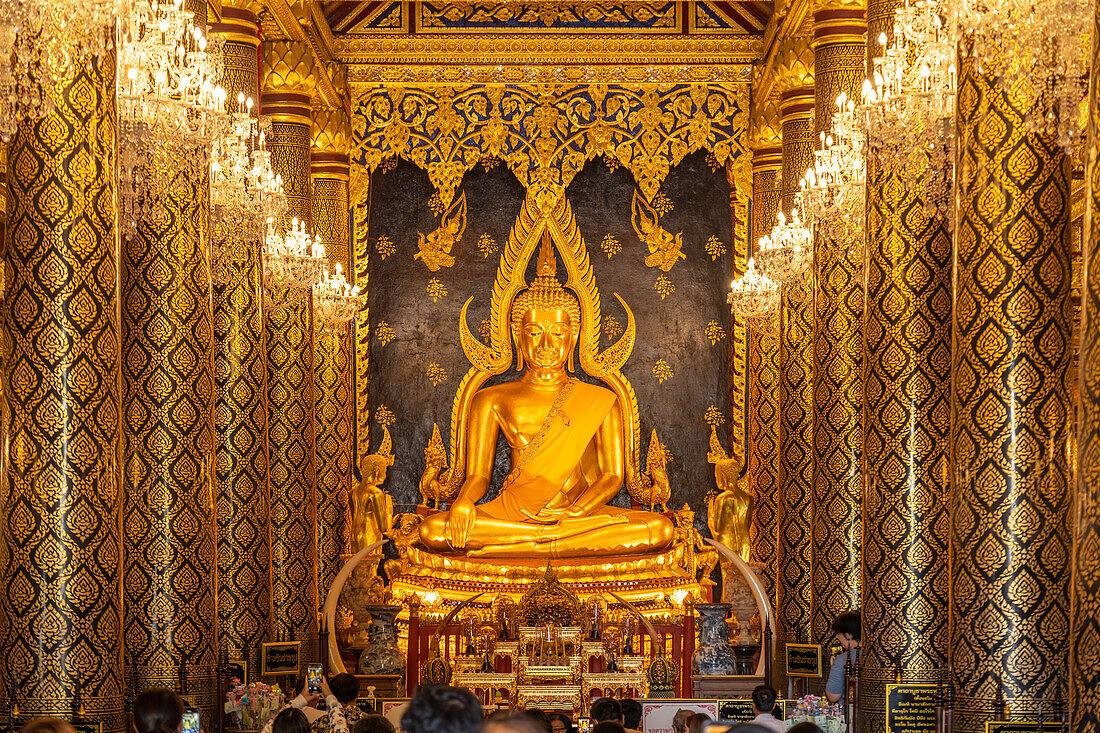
top-left (366, 152), bottom-right (733, 535)
top-left (1, 54), bottom-right (125, 732)
top-left (121, 168), bottom-right (216, 697)
top-left (862, 154), bottom-right (952, 732)
top-left (953, 52), bottom-right (1074, 731)
top-left (267, 297), bottom-right (318, 646)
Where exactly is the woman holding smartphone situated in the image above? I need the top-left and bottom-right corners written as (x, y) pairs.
top-left (132, 690), bottom-right (190, 733)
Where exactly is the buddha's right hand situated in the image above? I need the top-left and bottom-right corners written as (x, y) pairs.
top-left (446, 498), bottom-right (477, 549)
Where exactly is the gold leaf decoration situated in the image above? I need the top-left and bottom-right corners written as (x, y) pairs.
top-left (427, 278), bottom-right (448, 302)
top-left (706, 320), bottom-right (726, 345)
top-left (480, 156), bottom-right (502, 170)
top-left (479, 318), bottom-right (491, 343)
top-left (705, 235), bottom-right (727, 261)
top-left (654, 274), bottom-right (675, 300)
top-left (426, 361), bottom-right (447, 387)
top-left (706, 152), bottom-right (720, 172)
top-left (477, 233), bottom-right (499, 258)
top-left (381, 155), bottom-right (398, 173)
top-left (653, 359), bottom-right (673, 384)
top-left (375, 235), bottom-right (395, 261)
top-left (705, 405), bottom-right (724, 426)
top-left (428, 191), bottom-right (445, 216)
top-left (601, 233), bottom-right (621, 259)
top-left (376, 321), bottom-right (396, 345)
top-left (652, 191), bottom-right (674, 216)
top-left (375, 404), bottom-right (396, 427)
top-left (602, 153), bottom-right (621, 172)
top-left (603, 315), bottom-right (624, 342)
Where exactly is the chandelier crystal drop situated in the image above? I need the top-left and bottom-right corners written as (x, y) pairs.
top-left (264, 217), bottom-right (327, 292)
top-left (947, 0), bottom-right (1089, 152)
top-left (314, 262), bottom-right (366, 326)
top-left (860, 0), bottom-right (957, 221)
top-left (727, 258), bottom-right (780, 319)
top-left (117, 0), bottom-right (229, 228)
top-left (800, 92), bottom-right (866, 262)
top-left (209, 93), bottom-right (287, 283)
top-left (754, 209), bottom-right (813, 286)
top-left (0, 0), bottom-right (116, 140)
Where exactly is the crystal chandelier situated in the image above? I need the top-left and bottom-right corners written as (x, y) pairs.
top-left (117, 0), bottom-right (229, 227)
top-left (314, 262), bottom-right (365, 326)
top-left (947, 0), bottom-right (1089, 152)
top-left (264, 217), bottom-right (327, 310)
top-left (0, 0), bottom-right (116, 140)
top-left (209, 93), bottom-right (287, 283)
top-left (800, 91), bottom-right (866, 262)
top-left (861, 0), bottom-right (957, 221)
top-left (728, 258), bottom-right (780, 319)
top-left (754, 209), bottom-right (813, 286)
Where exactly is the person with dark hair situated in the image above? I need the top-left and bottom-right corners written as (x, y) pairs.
top-left (264, 677), bottom-right (349, 733)
top-left (482, 713), bottom-right (550, 733)
top-left (519, 710), bottom-right (551, 733)
top-left (401, 684), bottom-right (482, 733)
top-left (352, 715), bottom-right (395, 733)
top-left (133, 689), bottom-right (184, 733)
top-left (589, 699), bottom-right (622, 726)
top-left (671, 710), bottom-right (693, 733)
top-left (272, 708), bottom-right (313, 733)
top-left (619, 700), bottom-right (641, 733)
top-left (591, 723), bottom-right (625, 733)
top-left (826, 609), bottom-right (861, 704)
top-left (729, 726), bottom-right (773, 733)
top-left (547, 713), bottom-right (572, 733)
top-left (290, 675), bottom-right (326, 724)
top-left (313, 674), bottom-right (364, 733)
top-left (685, 714), bottom-right (710, 733)
top-left (20, 719), bottom-right (76, 733)
top-left (748, 685), bottom-right (782, 733)
top-left (787, 724), bottom-right (824, 733)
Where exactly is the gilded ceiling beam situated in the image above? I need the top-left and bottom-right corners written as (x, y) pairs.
top-left (752, 0), bottom-right (811, 114)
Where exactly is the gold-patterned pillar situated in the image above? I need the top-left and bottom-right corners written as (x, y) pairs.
top-left (311, 104), bottom-right (353, 613)
top-left (262, 41), bottom-right (319, 653)
top-left (810, 0), bottom-right (866, 646)
top-left (860, 1), bottom-right (952, 730)
top-left (726, 154), bottom-right (750, 464)
top-left (1072, 3), bottom-right (1100, 726)
top-left (747, 94), bottom-right (783, 611)
top-left (775, 31), bottom-right (816, 686)
top-left (209, 0), bottom-right (269, 671)
top-left (121, 0), bottom-right (217, 707)
top-left (0, 53), bottom-right (125, 733)
top-left (352, 166), bottom-right (371, 467)
top-left (952, 44), bottom-right (1074, 731)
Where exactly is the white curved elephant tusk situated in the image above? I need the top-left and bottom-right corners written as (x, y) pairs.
top-left (323, 541), bottom-right (387, 673)
top-left (704, 538), bottom-right (775, 677)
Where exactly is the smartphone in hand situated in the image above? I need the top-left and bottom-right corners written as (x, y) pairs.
top-left (307, 663), bottom-right (323, 695)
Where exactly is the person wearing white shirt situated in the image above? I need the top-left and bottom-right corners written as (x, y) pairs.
top-left (749, 685), bottom-right (785, 733)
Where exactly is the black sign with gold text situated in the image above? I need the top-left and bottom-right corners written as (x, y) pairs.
top-left (785, 644), bottom-right (823, 678)
top-left (885, 684), bottom-right (936, 733)
top-left (262, 641), bottom-right (301, 675)
top-left (717, 699), bottom-right (789, 722)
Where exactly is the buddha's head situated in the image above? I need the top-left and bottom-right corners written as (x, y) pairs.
top-left (510, 233), bottom-right (580, 372)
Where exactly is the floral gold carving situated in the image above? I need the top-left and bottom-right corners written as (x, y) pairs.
top-left (705, 405), bottom-right (724, 426)
top-left (426, 278), bottom-right (448, 302)
top-left (653, 359), bottom-right (673, 383)
top-left (705, 235), bottom-right (726, 261)
top-left (476, 233), bottom-right (499, 258)
top-left (654, 274), bottom-right (675, 299)
top-left (426, 361), bottom-right (448, 387)
top-left (376, 322), bottom-right (396, 345)
top-left (706, 320), bottom-right (726, 345)
top-left (375, 235), bottom-right (395, 260)
top-left (600, 233), bottom-right (622, 258)
top-left (353, 83), bottom-right (748, 212)
top-left (375, 404), bottom-right (396, 427)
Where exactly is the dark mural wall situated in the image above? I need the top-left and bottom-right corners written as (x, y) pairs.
top-left (364, 151), bottom-right (732, 535)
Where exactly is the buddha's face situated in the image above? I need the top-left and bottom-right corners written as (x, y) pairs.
top-left (518, 307), bottom-right (574, 371)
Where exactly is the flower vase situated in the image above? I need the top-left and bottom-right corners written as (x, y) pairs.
top-left (691, 603), bottom-right (737, 675)
top-left (357, 604), bottom-right (406, 676)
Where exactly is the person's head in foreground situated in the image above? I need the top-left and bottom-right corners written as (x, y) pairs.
top-left (329, 674), bottom-right (361, 706)
top-left (751, 685), bottom-right (778, 716)
top-left (132, 689), bottom-right (185, 733)
top-left (685, 713), bottom-right (711, 733)
top-left (671, 710), bottom-right (693, 733)
top-left (352, 716), bottom-right (396, 733)
top-left (590, 723), bottom-right (625, 733)
top-left (273, 708), bottom-right (311, 733)
top-left (547, 713), bottom-right (572, 733)
top-left (619, 700), bottom-right (641, 732)
top-left (20, 720), bottom-right (77, 733)
top-left (787, 724), bottom-right (824, 733)
top-left (589, 699), bottom-right (622, 725)
top-left (482, 713), bottom-right (550, 733)
top-left (831, 610), bottom-right (861, 650)
top-left (521, 710), bottom-right (552, 733)
top-left (401, 685), bottom-right (483, 733)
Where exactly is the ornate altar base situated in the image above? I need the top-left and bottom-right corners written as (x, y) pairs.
top-left (389, 542), bottom-right (716, 612)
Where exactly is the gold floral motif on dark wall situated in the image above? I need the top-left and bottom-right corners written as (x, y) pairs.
top-left (352, 82), bottom-right (748, 213)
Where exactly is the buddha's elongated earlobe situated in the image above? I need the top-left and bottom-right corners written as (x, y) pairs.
top-left (514, 331), bottom-right (525, 371)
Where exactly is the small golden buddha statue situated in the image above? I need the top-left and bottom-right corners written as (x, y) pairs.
top-left (350, 427), bottom-right (395, 554)
top-left (418, 236), bottom-right (674, 558)
top-left (705, 426), bottom-right (752, 560)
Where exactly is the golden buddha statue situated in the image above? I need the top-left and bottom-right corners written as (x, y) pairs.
top-left (705, 426), bottom-right (752, 560)
top-left (418, 234), bottom-right (674, 558)
top-left (350, 427), bottom-right (395, 554)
